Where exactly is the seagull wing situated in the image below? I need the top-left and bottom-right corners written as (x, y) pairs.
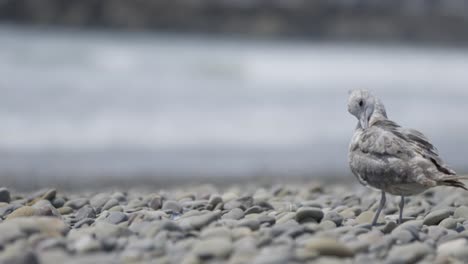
top-left (401, 127), bottom-right (456, 175)
top-left (349, 120), bottom-right (414, 188)
top-left (373, 119), bottom-right (465, 190)
top-left (350, 118), bottom-right (463, 192)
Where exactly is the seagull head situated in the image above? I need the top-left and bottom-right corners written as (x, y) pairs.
top-left (347, 89), bottom-right (379, 129)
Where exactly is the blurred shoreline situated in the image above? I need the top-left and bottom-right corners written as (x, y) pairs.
top-left (2, 1), bottom-right (468, 44)
top-left (1, 25), bottom-right (468, 188)
top-left (2, 172), bottom-right (354, 192)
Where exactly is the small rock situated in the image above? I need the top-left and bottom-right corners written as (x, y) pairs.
top-left (427, 226), bottom-right (448, 242)
top-left (351, 230), bottom-right (384, 252)
top-left (253, 188), bottom-right (270, 203)
top-left (0, 204), bottom-right (22, 218)
top-left (222, 208), bottom-right (244, 220)
top-left (208, 195), bottom-right (223, 207)
top-left (437, 238), bottom-right (468, 259)
top-left (41, 189), bottom-right (57, 201)
top-left (305, 238), bottom-right (354, 258)
top-left (403, 206), bottom-right (426, 218)
top-left (32, 200), bottom-right (60, 217)
top-left (58, 206), bottom-right (73, 215)
top-left (111, 192), bottom-right (127, 202)
top-left (106, 212), bottom-right (128, 225)
top-left (6, 206), bottom-right (36, 220)
top-left (296, 207), bottom-right (324, 223)
top-left (28, 189), bottom-right (56, 205)
top-left (355, 210), bottom-right (384, 225)
top-left (454, 206), bottom-right (468, 219)
top-left (258, 215), bottom-right (275, 226)
top-left (237, 219), bottom-right (260, 231)
top-left (64, 198), bottom-right (89, 210)
top-left (37, 250), bottom-right (69, 264)
top-left (0, 242), bottom-right (39, 264)
top-left (160, 220), bottom-right (183, 232)
top-left (177, 192), bottom-right (195, 201)
top-left (386, 242), bottom-right (432, 264)
top-left (391, 221), bottom-right (421, 243)
top-left (126, 237), bottom-right (155, 251)
top-left (391, 220), bottom-right (423, 234)
top-left (36, 238), bottom-right (66, 251)
top-left (439, 218), bottom-right (458, 230)
top-left (108, 206), bottom-right (123, 212)
top-left (438, 229), bottom-right (463, 244)
top-left (300, 201), bottom-right (323, 208)
top-left (223, 196), bottom-right (253, 211)
top-left (245, 206), bottom-right (263, 215)
top-left (102, 198), bottom-right (119, 211)
top-left (51, 197), bottom-right (65, 208)
top-left (354, 255), bottom-right (378, 264)
top-left (319, 220), bottom-right (337, 230)
top-left (90, 193), bottom-right (110, 213)
top-left (294, 247), bottom-right (319, 262)
top-left (423, 209), bottom-right (452, 225)
top-left (392, 229), bottom-right (417, 244)
top-left (192, 237), bottom-right (232, 259)
top-left (0, 222), bottom-right (25, 244)
top-left (380, 221), bottom-right (398, 234)
top-left (74, 218), bottom-right (95, 228)
top-left (280, 224), bottom-right (305, 238)
top-left (230, 238), bottom-right (257, 263)
top-left (94, 221), bottom-right (130, 240)
top-left (339, 208), bottom-right (357, 219)
top-left (270, 202), bottom-right (295, 212)
top-left (367, 232), bottom-right (394, 256)
top-left (162, 200), bottom-right (182, 213)
top-left (9, 217), bottom-right (69, 235)
top-left (252, 244), bottom-right (292, 264)
top-left (230, 227), bottom-right (251, 240)
top-left (200, 226), bottom-right (231, 239)
top-left (183, 200), bottom-right (210, 210)
top-left (179, 211), bottom-right (221, 230)
top-left (75, 205), bottom-right (96, 222)
top-left (255, 201), bottom-right (274, 211)
top-left (276, 212), bottom-right (297, 224)
top-left (385, 215), bottom-right (415, 223)
top-left (0, 188), bottom-right (11, 203)
top-left (221, 192), bottom-right (238, 202)
top-left (323, 211), bottom-right (344, 226)
top-left (73, 235), bottom-right (102, 253)
top-left (148, 195), bottom-right (162, 210)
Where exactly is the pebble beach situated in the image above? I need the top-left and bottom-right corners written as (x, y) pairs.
top-left (0, 183), bottom-right (467, 263)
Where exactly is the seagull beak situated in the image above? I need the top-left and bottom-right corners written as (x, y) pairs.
top-left (359, 113), bottom-right (369, 129)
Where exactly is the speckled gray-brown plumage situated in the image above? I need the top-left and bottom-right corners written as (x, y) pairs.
top-left (348, 90), bottom-right (466, 196)
top-left (348, 89), bottom-right (466, 226)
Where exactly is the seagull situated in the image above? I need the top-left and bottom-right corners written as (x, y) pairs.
top-left (347, 89), bottom-right (467, 226)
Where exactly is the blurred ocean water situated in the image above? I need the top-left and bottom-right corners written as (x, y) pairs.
top-left (1, 26), bottom-right (468, 185)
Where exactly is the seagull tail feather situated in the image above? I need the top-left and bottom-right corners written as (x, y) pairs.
top-left (439, 178), bottom-right (468, 191)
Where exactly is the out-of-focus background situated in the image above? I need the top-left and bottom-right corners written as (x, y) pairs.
top-left (1, 0), bottom-right (468, 189)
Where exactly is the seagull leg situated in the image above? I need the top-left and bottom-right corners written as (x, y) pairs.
top-left (372, 191), bottom-right (386, 226)
top-left (398, 196), bottom-right (405, 224)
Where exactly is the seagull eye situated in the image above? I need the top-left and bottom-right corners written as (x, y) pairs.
top-left (358, 100), bottom-right (363, 107)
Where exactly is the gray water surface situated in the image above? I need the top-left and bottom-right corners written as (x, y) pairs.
top-left (1, 26), bottom-right (468, 185)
